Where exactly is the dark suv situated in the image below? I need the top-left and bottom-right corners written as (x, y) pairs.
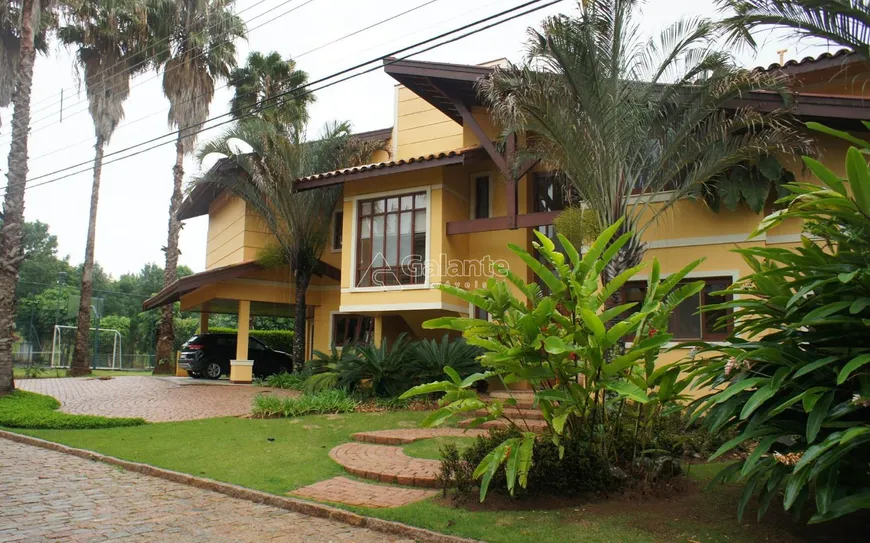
top-left (179, 333), bottom-right (293, 379)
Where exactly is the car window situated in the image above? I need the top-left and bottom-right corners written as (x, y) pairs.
top-left (249, 338), bottom-right (267, 351)
top-left (216, 337), bottom-right (234, 347)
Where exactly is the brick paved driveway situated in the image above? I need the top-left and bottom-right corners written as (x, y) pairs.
top-left (0, 439), bottom-right (410, 542)
top-left (15, 377), bottom-right (297, 422)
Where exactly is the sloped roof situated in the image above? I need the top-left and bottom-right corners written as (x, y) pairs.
top-left (293, 146), bottom-right (485, 191)
top-left (753, 48), bottom-right (860, 74)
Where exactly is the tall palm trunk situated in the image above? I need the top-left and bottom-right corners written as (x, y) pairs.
top-left (70, 137), bottom-right (105, 376)
top-left (0, 0), bottom-right (36, 395)
top-left (153, 137), bottom-right (185, 374)
top-left (293, 271), bottom-right (311, 371)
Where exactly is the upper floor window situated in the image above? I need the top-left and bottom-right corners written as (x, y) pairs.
top-left (356, 192), bottom-right (427, 287)
top-left (333, 314), bottom-right (374, 346)
top-left (473, 175), bottom-right (490, 219)
top-left (332, 211), bottom-right (343, 251)
top-left (620, 277), bottom-right (733, 340)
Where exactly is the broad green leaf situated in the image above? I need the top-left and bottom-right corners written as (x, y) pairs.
top-left (800, 301), bottom-right (852, 325)
top-left (793, 356), bottom-right (838, 379)
top-left (710, 428), bottom-right (775, 461)
top-left (580, 309), bottom-right (606, 341)
top-left (444, 366), bottom-right (462, 385)
top-left (809, 490), bottom-right (870, 524)
top-left (400, 381), bottom-right (454, 399)
top-left (807, 122), bottom-right (870, 148)
top-left (713, 377), bottom-right (767, 405)
top-left (846, 146), bottom-right (870, 215)
top-left (603, 350), bottom-right (646, 376)
top-left (814, 464), bottom-right (839, 515)
top-left (802, 156), bottom-right (846, 196)
top-left (741, 436), bottom-right (778, 477)
top-left (543, 336), bottom-right (571, 355)
top-left (606, 381), bottom-right (650, 403)
top-left (807, 391), bottom-right (835, 443)
top-left (740, 385), bottom-right (776, 420)
top-left (837, 353), bottom-right (870, 385)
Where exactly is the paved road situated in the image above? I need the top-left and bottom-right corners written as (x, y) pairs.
top-left (15, 376), bottom-right (297, 422)
top-left (0, 438), bottom-right (412, 542)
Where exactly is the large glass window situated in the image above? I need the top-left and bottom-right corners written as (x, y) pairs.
top-left (619, 277), bottom-right (733, 340)
top-left (333, 314), bottom-right (374, 346)
top-left (356, 192), bottom-right (427, 287)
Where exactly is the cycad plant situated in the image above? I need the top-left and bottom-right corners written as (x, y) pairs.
top-left (687, 122), bottom-right (870, 523)
top-left (718, 0), bottom-right (870, 56)
top-left (340, 333), bottom-right (413, 397)
top-left (479, 0), bottom-right (810, 284)
top-left (407, 334), bottom-right (484, 386)
top-left (0, 0), bottom-right (56, 394)
top-left (58, 0), bottom-right (153, 375)
top-left (149, 0), bottom-right (245, 373)
top-left (402, 219), bottom-right (706, 500)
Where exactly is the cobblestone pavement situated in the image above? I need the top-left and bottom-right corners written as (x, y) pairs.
top-left (330, 442), bottom-right (441, 488)
top-left (15, 377), bottom-right (297, 422)
top-left (0, 439), bottom-right (412, 543)
top-left (291, 477), bottom-right (437, 508)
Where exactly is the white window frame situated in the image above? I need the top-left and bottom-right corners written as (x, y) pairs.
top-left (348, 185), bottom-right (432, 292)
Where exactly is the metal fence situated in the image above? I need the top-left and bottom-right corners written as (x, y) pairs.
top-left (12, 350), bottom-right (154, 371)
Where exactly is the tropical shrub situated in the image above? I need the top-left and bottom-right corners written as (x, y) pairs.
top-left (339, 334), bottom-right (414, 397)
top-left (251, 389), bottom-right (358, 418)
top-left (253, 369), bottom-right (310, 390)
top-left (407, 334), bottom-right (484, 387)
top-left (303, 344), bottom-right (358, 393)
top-left (402, 219), bottom-right (705, 500)
top-left (687, 123), bottom-right (870, 523)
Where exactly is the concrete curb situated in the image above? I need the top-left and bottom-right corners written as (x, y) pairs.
top-left (0, 430), bottom-right (481, 543)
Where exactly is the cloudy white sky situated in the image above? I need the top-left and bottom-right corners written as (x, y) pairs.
top-left (0, 0), bottom-right (833, 278)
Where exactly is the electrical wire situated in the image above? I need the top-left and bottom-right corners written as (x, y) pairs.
top-left (0, 0), bottom-right (560, 196)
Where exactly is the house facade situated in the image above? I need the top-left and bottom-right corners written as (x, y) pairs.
top-left (144, 51), bottom-right (870, 383)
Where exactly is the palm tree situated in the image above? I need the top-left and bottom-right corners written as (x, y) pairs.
top-left (58, 0), bottom-right (152, 376)
top-left (195, 116), bottom-right (389, 370)
top-left (150, 0), bottom-right (245, 374)
top-left (228, 50), bottom-right (314, 130)
top-left (0, 0), bottom-right (56, 395)
top-left (718, 0), bottom-right (870, 57)
top-left (479, 0), bottom-right (811, 285)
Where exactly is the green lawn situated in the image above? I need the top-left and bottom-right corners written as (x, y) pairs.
top-left (9, 413), bottom-right (829, 543)
top-left (13, 368), bottom-right (153, 379)
top-left (0, 391), bottom-right (144, 429)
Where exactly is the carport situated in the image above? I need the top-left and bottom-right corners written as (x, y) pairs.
top-left (143, 260), bottom-right (340, 383)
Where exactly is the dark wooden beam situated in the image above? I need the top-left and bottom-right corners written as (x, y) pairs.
top-left (447, 216), bottom-right (511, 235)
top-left (517, 211), bottom-right (558, 229)
top-left (505, 133), bottom-right (518, 229)
top-left (516, 159), bottom-right (540, 181)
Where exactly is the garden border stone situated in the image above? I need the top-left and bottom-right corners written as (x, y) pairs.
top-left (0, 430), bottom-right (481, 543)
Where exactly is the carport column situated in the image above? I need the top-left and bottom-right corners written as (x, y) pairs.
top-left (200, 310), bottom-right (209, 334)
top-left (230, 300), bottom-right (253, 383)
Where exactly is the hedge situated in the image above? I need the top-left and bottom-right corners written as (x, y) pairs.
top-left (209, 327), bottom-right (294, 353)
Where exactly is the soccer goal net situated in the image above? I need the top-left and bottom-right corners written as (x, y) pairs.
top-left (51, 325), bottom-right (123, 370)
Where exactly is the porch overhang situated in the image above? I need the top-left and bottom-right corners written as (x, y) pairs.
top-left (142, 260), bottom-right (340, 313)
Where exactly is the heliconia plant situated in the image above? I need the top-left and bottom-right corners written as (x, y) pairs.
top-left (401, 218), bottom-right (707, 500)
top-left (686, 122), bottom-right (870, 524)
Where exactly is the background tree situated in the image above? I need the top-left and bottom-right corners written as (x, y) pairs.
top-left (479, 0), bottom-right (811, 286)
top-left (0, 0), bottom-right (56, 395)
top-left (150, 0), bottom-right (244, 374)
top-left (58, 0), bottom-right (152, 376)
top-left (228, 50), bottom-right (313, 130)
top-left (719, 0), bottom-right (870, 57)
top-left (195, 100), bottom-right (389, 369)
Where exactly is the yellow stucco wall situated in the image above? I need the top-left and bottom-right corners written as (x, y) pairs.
top-left (395, 86), bottom-right (463, 159)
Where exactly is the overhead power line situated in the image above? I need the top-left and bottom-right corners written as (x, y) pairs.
top-left (23, 0), bottom-right (447, 164)
top-left (0, 0), bottom-right (561, 197)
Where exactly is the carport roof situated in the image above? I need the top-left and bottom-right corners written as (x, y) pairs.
top-left (142, 260), bottom-right (340, 312)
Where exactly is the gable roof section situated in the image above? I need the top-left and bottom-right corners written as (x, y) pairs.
top-left (293, 146), bottom-right (485, 191)
top-left (753, 48), bottom-right (861, 74)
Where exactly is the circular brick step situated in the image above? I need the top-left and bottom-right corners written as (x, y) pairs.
top-left (459, 417), bottom-right (548, 433)
top-left (329, 442), bottom-right (442, 488)
top-left (352, 428), bottom-right (487, 445)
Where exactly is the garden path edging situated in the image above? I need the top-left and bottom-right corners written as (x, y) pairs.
top-left (0, 430), bottom-right (482, 543)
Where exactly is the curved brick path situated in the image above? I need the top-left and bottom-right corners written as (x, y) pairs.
top-left (330, 442), bottom-right (442, 488)
top-left (15, 377), bottom-right (297, 422)
top-left (352, 428), bottom-right (487, 445)
top-left (0, 439), bottom-right (410, 542)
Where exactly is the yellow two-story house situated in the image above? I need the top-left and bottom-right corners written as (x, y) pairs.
top-left (144, 50), bottom-right (870, 383)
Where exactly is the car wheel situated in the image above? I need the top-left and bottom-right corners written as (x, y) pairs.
top-left (204, 362), bottom-right (222, 379)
